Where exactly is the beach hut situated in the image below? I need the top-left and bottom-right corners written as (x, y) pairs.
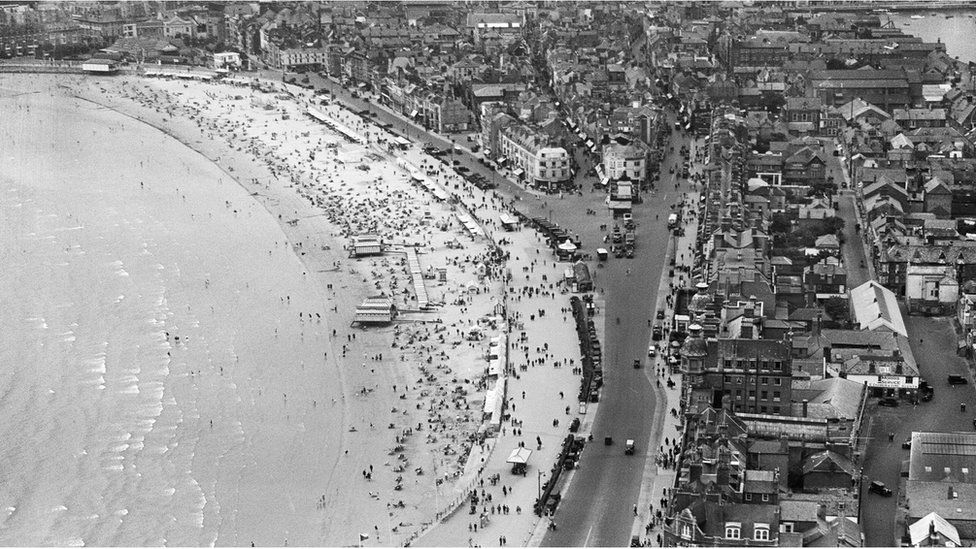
top-left (81, 59), bottom-right (119, 74)
top-left (499, 213), bottom-right (519, 231)
top-left (350, 235), bottom-right (383, 257)
top-left (354, 296), bottom-right (396, 325)
top-left (572, 261), bottom-right (593, 292)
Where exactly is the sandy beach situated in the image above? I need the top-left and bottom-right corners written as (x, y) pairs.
top-left (0, 70), bottom-right (593, 547)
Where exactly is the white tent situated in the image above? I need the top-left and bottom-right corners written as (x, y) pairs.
top-left (558, 240), bottom-right (577, 252)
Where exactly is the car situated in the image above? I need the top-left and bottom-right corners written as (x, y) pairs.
top-left (656, 309), bottom-right (666, 320)
top-left (902, 437), bottom-right (912, 450)
top-left (878, 397), bottom-right (899, 407)
top-left (948, 374), bottom-right (969, 385)
top-left (919, 381), bottom-right (934, 401)
top-left (648, 344), bottom-right (657, 357)
top-left (633, 359), bottom-right (642, 369)
top-left (868, 480), bottom-right (893, 497)
top-left (569, 417), bottom-right (581, 433)
top-left (652, 325), bottom-right (663, 340)
top-left (625, 439), bottom-right (635, 455)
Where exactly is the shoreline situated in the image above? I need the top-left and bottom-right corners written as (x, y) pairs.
top-left (1, 70), bottom-right (594, 547)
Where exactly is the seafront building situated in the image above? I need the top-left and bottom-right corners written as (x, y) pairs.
top-left (8, 0), bottom-right (976, 546)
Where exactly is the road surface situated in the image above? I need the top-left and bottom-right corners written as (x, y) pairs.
top-left (543, 128), bottom-right (695, 547)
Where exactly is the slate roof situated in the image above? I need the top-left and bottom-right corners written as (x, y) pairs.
top-left (801, 450), bottom-right (857, 477)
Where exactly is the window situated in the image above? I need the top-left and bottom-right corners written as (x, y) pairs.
top-left (754, 525), bottom-right (770, 541)
top-left (761, 391), bottom-right (768, 399)
top-left (748, 391), bottom-right (756, 398)
top-left (725, 524), bottom-right (741, 540)
top-left (745, 493), bottom-right (752, 501)
top-left (760, 406), bottom-right (767, 413)
top-left (773, 391), bottom-right (781, 399)
top-left (781, 522), bottom-right (794, 533)
top-left (724, 375), bottom-right (732, 383)
top-left (760, 377), bottom-right (769, 384)
top-left (681, 524), bottom-right (692, 540)
top-left (774, 378), bottom-right (781, 386)
top-left (761, 493), bottom-right (770, 502)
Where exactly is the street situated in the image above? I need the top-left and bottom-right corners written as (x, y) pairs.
top-left (543, 129), bottom-right (695, 547)
top-left (859, 313), bottom-right (976, 546)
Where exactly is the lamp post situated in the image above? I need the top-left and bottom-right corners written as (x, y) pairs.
top-left (537, 469), bottom-right (544, 502)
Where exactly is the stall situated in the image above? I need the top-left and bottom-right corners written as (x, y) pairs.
top-left (499, 213), bottom-right (519, 231)
top-left (556, 240), bottom-right (578, 261)
top-left (507, 447), bottom-right (532, 475)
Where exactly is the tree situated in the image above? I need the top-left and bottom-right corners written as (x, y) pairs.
top-left (824, 296), bottom-right (850, 324)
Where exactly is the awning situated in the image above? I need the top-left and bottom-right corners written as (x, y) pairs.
top-left (499, 213), bottom-right (518, 226)
top-left (513, 168), bottom-right (524, 177)
top-left (506, 447), bottom-right (532, 464)
top-left (410, 109), bottom-right (419, 117)
top-left (585, 139), bottom-right (595, 147)
top-left (497, 156), bottom-right (508, 164)
top-left (601, 176), bottom-right (610, 186)
top-left (558, 240), bottom-right (577, 252)
top-left (395, 136), bottom-right (412, 146)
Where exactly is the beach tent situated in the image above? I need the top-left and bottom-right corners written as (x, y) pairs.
top-left (557, 240), bottom-right (577, 252)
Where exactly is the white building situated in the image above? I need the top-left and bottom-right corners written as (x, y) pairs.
top-left (277, 48), bottom-right (328, 71)
top-left (213, 51), bottom-right (241, 69)
top-left (497, 123), bottom-right (571, 188)
top-left (602, 140), bottom-right (648, 183)
top-left (906, 264), bottom-right (959, 315)
top-left (849, 280), bottom-right (907, 337)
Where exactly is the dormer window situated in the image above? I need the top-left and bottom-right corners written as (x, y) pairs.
top-left (754, 523), bottom-right (770, 541)
top-left (725, 523), bottom-right (741, 540)
top-left (681, 524), bottom-right (692, 540)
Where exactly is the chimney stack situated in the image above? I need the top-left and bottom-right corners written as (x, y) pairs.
top-left (802, 399), bottom-right (808, 418)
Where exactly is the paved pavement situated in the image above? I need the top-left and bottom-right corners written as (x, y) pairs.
top-left (542, 128), bottom-right (699, 547)
top-left (858, 313), bottom-right (976, 546)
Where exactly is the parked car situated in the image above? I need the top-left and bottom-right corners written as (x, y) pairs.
top-left (919, 380), bottom-right (934, 401)
top-left (633, 359), bottom-right (642, 369)
top-left (656, 309), bottom-right (666, 320)
top-left (902, 437), bottom-right (912, 449)
top-left (878, 397), bottom-right (899, 407)
top-left (948, 374), bottom-right (969, 385)
top-left (647, 344), bottom-right (657, 357)
top-left (625, 439), bottom-right (635, 455)
top-left (652, 325), bottom-right (663, 340)
top-left (869, 480), bottom-right (893, 497)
